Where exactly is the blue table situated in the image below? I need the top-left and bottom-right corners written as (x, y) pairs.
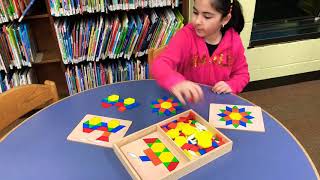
top-left (0, 80), bottom-right (318, 180)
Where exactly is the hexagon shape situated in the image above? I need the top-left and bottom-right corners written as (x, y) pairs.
top-left (150, 143), bottom-right (166, 152)
top-left (108, 94), bottom-right (120, 102)
top-left (159, 152), bottom-right (174, 163)
top-left (161, 102), bottom-right (172, 109)
top-left (229, 112), bottom-right (242, 120)
top-left (124, 97), bottom-right (135, 105)
top-left (108, 120), bottom-right (120, 129)
top-left (88, 117), bottom-right (101, 126)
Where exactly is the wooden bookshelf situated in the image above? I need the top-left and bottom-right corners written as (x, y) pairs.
top-left (0, 0), bottom-right (191, 97)
top-left (33, 50), bottom-right (61, 64)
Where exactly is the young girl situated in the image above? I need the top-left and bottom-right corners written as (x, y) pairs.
top-left (151, 0), bottom-right (249, 104)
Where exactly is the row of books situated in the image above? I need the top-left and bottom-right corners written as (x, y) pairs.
top-left (65, 58), bottom-right (148, 95)
top-left (0, 23), bottom-right (36, 73)
top-left (49, 0), bottom-right (180, 16)
top-left (54, 8), bottom-right (183, 64)
top-left (0, 68), bottom-right (37, 93)
top-left (0, 0), bottom-right (33, 23)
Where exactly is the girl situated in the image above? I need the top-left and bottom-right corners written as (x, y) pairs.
top-left (151, 0), bottom-right (249, 104)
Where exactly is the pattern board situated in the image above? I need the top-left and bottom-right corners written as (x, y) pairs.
top-left (67, 114), bottom-right (132, 148)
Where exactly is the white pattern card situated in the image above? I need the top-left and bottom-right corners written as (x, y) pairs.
top-left (209, 103), bottom-right (265, 132)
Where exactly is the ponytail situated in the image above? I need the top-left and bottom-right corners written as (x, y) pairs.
top-left (225, 0), bottom-right (245, 34)
top-left (209, 0), bottom-right (245, 34)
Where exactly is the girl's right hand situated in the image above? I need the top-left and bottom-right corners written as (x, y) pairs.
top-left (170, 80), bottom-right (203, 105)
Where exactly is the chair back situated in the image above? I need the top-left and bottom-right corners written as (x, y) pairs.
top-left (0, 80), bottom-right (59, 139)
top-left (147, 46), bottom-right (167, 79)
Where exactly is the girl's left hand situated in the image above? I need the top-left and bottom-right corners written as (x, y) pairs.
top-left (212, 81), bottom-right (232, 94)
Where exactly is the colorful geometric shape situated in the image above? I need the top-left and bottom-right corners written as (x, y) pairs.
top-left (140, 138), bottom-right (179, 172)
top-left (124, 97), bottom-right (135, 105)
top-left (139, 156), bottom-right (150, 161)
top-left (218, 105), bottom-right (254, 128)
top-left (150, 96), bottom-right (183, 116)
top-left (108, 120), bottom-right (120, 128)
top-left (150, 142), bottom-right (166, 152)
top-left (82, 116), bottom-right (127, 142)
top-left (101, 95), bottom-right (139, 112)
top-left (161, 112), bottom-right (225, 158)
top-left (159, 152), bottom-right (174, 163)
top-left (144, 148), bottom-right (162, 166)
top-left (108, 94), bottom-right (120, 102)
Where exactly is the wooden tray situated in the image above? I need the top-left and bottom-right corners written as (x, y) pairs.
top-left (114, 110), bottom-right (233, 179)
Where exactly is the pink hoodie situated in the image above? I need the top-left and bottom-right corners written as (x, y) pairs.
top-left (151, 23), bottom-right (249, 94)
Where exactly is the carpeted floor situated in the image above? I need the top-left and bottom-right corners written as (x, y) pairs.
top-left (240, 80), bottom-right (320, 174)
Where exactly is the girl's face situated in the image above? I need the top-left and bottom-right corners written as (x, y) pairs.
top-left (192, 0), bottom-right (230, 42)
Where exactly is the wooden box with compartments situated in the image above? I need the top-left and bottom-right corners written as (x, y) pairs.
top-left (114, 109), bottom-right (233, 180)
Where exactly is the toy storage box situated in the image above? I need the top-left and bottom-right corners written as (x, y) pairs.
top-left (114, 110), bottom-right (233, 180)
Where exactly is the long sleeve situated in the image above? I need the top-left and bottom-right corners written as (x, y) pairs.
top-left (151, 28), bottom-right (191, 91)
top-left (225, 43), bottom-right (250, 94)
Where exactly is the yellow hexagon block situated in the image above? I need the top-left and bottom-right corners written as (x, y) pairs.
top-left (174, 136), bottom-right (187, 147)
top-left (166, 129), bottom-right (179, 139)
top-left (108, 120), bottom-right (120, 128)
top-left (89, 117), bottom-right (101, 125)
top-left (229, 112), bottom-right (242, 120)
top-left (198, 138), bottom-right (212, 148)
top-left (176, 122), bottom-right (186, 131)
top-left (108, 94), bottom-right (120, 102)
top-left (151, 143), bottom-right (166, 152)
top-left (181, 124), bottom-right (196, 136)
top-left (159, 152), bottom-right (174, 162)
top-left (160, 102), bottom-right (172, 109)
top-left (124, 98), bottom-right (135, 105)
top-left (195, 130), bottom-right (213, 140)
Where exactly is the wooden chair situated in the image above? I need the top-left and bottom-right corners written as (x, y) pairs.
top-left (147, 45), bottom-right (167, 79)
top-left (0, 80), bottom-right (59, 141)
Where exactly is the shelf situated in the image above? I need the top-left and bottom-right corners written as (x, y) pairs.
top-left (24, 14), bottom-right (50, 20)
top-left (33, 50), bottom-right (61, 65)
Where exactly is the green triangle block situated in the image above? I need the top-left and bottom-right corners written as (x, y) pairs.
top-left (150, 104), bottom-right (155, 108)
top-left (233, 124), bottom-right (239, 128)
top-left (191, 120), bottom-right (197, 124)
top-left (155, 152), bottom-right (161, 157)
top-left (147, 143), bottom-right (153, 148)
top-left (220, 109), bottom-right (225, 113)
top-left (108, 127), bottom-right (114, 131)
top-left (219, 117), bottom-right (226, 121)
top-left (155, 139), bottom-right (161, 143)
top-left (163, 162), bottom-right (170, 168)
top-left (233, 106), bottom-right (239, 109)
top-left (247, 119), bottom-right (253, 124)
top-left (172, 157), bottom-right (179, 162)
top-left (163, 148), bottom-right (170, 152)
top-left (84, 120), bottom-right (90, 124)
top-left (247, 112), bottom-right (252, 115)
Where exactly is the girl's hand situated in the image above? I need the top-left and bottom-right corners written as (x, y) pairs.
top-left (170, 80), bottom-right (203, 105)
top-left (212, 81), bottom-right (232, 94)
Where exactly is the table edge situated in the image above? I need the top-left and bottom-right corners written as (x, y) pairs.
top-left (235, 94), bottom-right (320, 179)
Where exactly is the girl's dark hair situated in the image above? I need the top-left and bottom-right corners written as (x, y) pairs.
top-left (210, 0), bottom-right (245, 34)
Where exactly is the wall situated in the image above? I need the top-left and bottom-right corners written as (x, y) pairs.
top-left (188, 0), bottom-right (320, 81)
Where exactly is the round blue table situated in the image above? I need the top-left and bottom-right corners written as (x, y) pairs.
top-left (0, 80), bottom-right (318, 180)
